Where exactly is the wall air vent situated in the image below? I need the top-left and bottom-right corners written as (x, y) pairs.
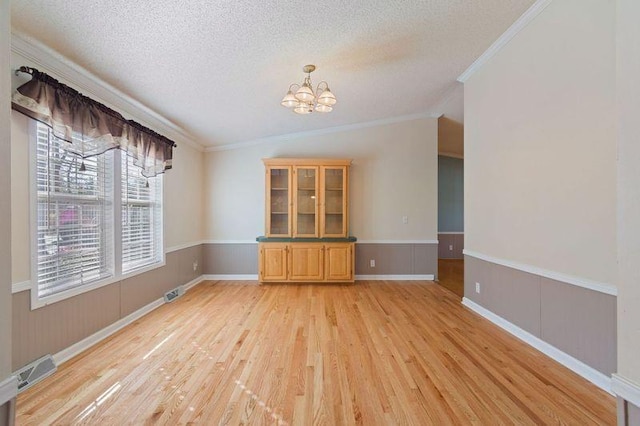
top-left (16, 354), bottom-right (56, 392)
top-left (164, 286), bottom-right (185, 303)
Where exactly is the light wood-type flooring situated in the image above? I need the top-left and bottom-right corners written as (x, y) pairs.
top-left (17, 280), bottom-right (615, 425)
top-left (437, 259), bottom-right (464, 298)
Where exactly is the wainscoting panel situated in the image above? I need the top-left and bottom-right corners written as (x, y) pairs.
top-left (464, 253), bottom-right (616, 376)
top-left (120, 245), bottom-right (203, 317)
top-left (540, 277), bottom-right (616, 376)
top-left (11, 244), bottom-right (203, 371)
top-left (438, 233), bottom-right (464, 259)
top-left (488, 263), bottom-right (542, 336)
top-left (12, 283), bottom-right (121, 371)
top-left (203, 243), bottom-right (258, 275)
top-left (355, 243), bottom-right (438, 277)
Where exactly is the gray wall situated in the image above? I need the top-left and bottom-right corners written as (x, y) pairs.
top-left (438, 155), bottom-right (464, 233)
top-left (465, 254), bottom-right (616, 376)
top-left (203, 242), bottom-right (438, 278)
top-left (1, 0), bottom-right (15, 423)
top-left (438, 233), bottom-right (464, 259)
top-left (203, 243), bottom-right (258, 275)
top-left (12, 245), bottom-right (202, 370)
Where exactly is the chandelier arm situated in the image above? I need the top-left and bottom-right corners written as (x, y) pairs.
top-left (288, 83), bottom-right (301, 92)
top-left (315, 81), bottom-right (329, 93)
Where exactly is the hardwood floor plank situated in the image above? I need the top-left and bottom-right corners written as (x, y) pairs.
top-left (16, 280), bottom-right (615, 425)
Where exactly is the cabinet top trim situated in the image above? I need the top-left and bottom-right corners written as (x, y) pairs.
top-left (263, 158), bottom-right (352, 166)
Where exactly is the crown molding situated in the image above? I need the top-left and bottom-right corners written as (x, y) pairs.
top-left (204, 112), bottom-right (441, 152)
top-left (10, 31), bottom-right (205, 152)
top-left (457, 0), bottom-right (553, 83)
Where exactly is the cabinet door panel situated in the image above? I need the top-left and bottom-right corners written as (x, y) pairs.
top-left (289, 244), bottom-right (324, 281)
top-left (325, 243), bottom-right (353, 281)
top-left (260, 244), bottom-right (288, 281)
top-left (293, 167), bottom-right (319, 237)
top-left (321, 166), bottom-right (348, 237)
top-left (266, 167), bottom-right (292, 237)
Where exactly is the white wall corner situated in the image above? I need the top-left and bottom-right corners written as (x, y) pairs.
top-left (612, 374), bottom-right (640, 408)
top-left (457, 0), bottom-right (553, 83)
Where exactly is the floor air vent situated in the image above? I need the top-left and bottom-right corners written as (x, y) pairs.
top-left (164, 286), bottom-right (185, 303)
top-left (16, 354), bottom-right (56, 392)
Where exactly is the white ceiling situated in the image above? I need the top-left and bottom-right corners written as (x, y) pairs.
top-left (11, 0), bottom-right (534, 149)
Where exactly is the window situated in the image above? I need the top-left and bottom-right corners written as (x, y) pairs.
top-left (121, 154), bottom-right (163, 273)
top-left (33, 121), bottom-right (163, 304)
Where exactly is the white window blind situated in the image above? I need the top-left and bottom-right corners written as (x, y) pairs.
top-left (35, 124), bottom-right (114, 298)
top-left (33, 121), bottom-right (164, 304)
top-left (121, 153), bottom-right (163, 273)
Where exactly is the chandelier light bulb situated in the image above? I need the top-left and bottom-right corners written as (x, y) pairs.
top-left (281, 65), bottom-right (336, 115)
top-left (317, 89), bottom-right (337, 106)
top-left (315, 104), bottom-right (333, 113)
top-left (294, 102), bottom-right (313, 114)
top-left (281, 91), bottom-right (298, 108)
top-left (295, 84), bottom-right (315, 103)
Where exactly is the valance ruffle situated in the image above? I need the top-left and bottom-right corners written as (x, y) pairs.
top-left (11, 66), bottom-right (175, 177)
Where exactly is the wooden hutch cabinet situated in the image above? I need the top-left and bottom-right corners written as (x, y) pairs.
top-left (258, 158), bottom-right (356, 283)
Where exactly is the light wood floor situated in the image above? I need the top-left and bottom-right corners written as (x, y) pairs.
top-left (17, 280), bottom-right (615, 425)
top-left (437, 259), bottom-right (464, 298)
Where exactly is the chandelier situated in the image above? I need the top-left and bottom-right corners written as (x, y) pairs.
top-left (281, 64), bottom-right (337, 114)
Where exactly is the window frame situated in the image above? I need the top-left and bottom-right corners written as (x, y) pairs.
top-left (29, 120), bottom-right (165, 309)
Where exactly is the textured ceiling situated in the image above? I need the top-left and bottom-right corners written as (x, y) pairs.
top-left (11, 0), bottom-right (534, 148)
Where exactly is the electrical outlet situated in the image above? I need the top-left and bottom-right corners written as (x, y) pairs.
top-left (370, 259), bottom-right (376, 268)
top-left (449, 245), bottom-right (453, 251)
top-left (193, 261), bottom-right (198, 271)
top-left (402, 215), bottom-right (408, 224)
top-left (475, 282), bottom-right (480, 293)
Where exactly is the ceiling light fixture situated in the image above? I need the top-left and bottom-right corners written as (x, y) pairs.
top-left (281, 64), bottom-right (337, 114)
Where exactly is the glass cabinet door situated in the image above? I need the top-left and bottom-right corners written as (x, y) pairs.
top-left (321, 166), bottom-right (347, 237)
top-left (293, 166), bottom-right (319, 237)
top-left (266, 166), bottom-right (291, 236)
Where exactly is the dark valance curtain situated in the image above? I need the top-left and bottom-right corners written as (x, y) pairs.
top-left (11, 66), bottom-right (175, 177)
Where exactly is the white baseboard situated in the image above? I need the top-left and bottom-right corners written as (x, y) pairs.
top-left (462, 297), bottom-right (613, 394)
top-left (612, 374), bottom-right (640, 408)
top-left (183, 275), bottom-right (205, 291)
top-left (203, 274), bottom-right (258, 280)
top-left (355, 274), bottom-right (435, 281)
top-left (53, 275), bottom-right (205, 366)
top-left (0, 375), bottom-right (17, 406)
